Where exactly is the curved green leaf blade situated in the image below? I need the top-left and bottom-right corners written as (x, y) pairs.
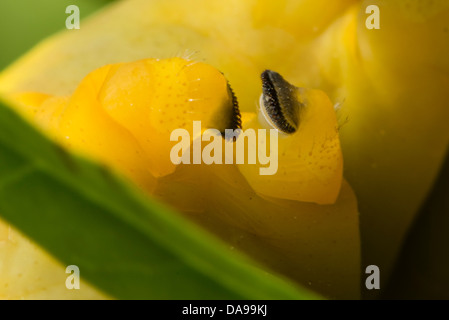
top-left (0, 97), bottom-right (320, 300)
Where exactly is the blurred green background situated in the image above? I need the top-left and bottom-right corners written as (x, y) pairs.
top-left (0, 0), bottom-right (114, 71)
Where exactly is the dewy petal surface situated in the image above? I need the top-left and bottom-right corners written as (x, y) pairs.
top-left (1, 0), bottom-right (448, 298)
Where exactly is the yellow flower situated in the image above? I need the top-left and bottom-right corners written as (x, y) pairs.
top-left (1, 0), bottom-right (448, 299)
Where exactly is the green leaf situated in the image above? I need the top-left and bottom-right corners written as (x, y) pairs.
top-left (0, 97), bottom-right (320, 300)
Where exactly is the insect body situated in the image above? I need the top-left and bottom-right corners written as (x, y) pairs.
top-left (260, 70), bottom-right (302, 134)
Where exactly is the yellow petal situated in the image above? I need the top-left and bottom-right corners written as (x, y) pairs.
top-left (316, 1), bottom-right (449, 292)
top-left (0, 0), bottom-right (369, 299)
top-left (238, 87), bottom-right (342, 205)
